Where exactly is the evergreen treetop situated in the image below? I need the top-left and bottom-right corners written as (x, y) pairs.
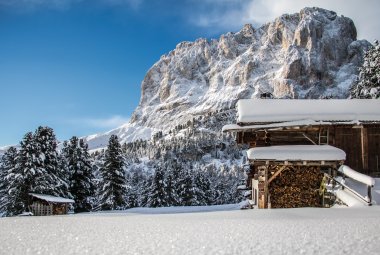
top-left (350, 40), bottom-right (380, 99)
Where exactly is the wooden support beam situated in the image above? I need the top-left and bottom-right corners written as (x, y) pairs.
top-left (361, 127), bottom-right (369, 173)
top-left (368, 185), bottom-right (372, 205)
top-left (302, 133), bottom-right (317, 145)
top-left (268, 165), bottom-right (288, 184)
top-left (264, 166), bottom-right (268, 208)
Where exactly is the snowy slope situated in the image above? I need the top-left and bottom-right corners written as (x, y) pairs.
top-left (1, 207), bottom-right (380, 254)
top-left (83, 123), bottom-right (155, 151)
top-left (83, 7), bottom-right (370, 150)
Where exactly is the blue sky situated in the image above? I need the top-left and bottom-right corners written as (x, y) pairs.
top-left (1, 0), bottom-right (379, 147)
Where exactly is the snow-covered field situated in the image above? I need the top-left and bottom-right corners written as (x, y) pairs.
top-left (1, 205), bottom-right (380, 254)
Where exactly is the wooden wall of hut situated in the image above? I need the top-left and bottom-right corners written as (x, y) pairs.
top-left (237, 124), bottom-right (380, 175)
top-left (30, 201), bottom-right (53, 216)
top-left (30, 200), bottom-right (69, 216)
top-left (334, 127), bottom-right (362, 172)
top-left (368, 126), bottom-right (380, 174)
top-left (334, 126), bottom-right (380, 175)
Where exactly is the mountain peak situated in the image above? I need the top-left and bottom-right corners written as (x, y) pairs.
top-left (85, 8), bottom-right (371, 150)
top-left (240, 24), bottom-right (255, 37)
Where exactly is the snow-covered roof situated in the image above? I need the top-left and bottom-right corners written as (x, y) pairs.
top-left (29, 193), bottom-right (75, 203)
top-left (222, 119), bottom-right (328, 132)
top-left (247, 145), bottom-right (346, 161)
top-left (237, 99), bottom-right (380, 124)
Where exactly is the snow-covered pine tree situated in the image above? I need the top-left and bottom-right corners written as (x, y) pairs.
top-left (0, 147), bottom-right (20, 216)
top-left (178, 166), bottom-right (196, 206)
top-left (33, 126), bottom-right (64, 196)
top-left (124, 168), bottom-right (140, 208)
top-left (0, 152), bottom-right (6, 214)
top-left (146, 163), bottom-right (168, 207)
top-left (8, 132), bottom-right (40, 213)
top-left (212, 166), bottom-right (231, 205)
top-left (192, 168), bottom-right (212, 206)
top-left (56, 150), bottom-right (72, 199)
top-left (88, 150), bottom-right (103, 210)
top-left (350, 40), bottom-right (380, 98)
top-left (78, 139), bottom-right (96, 208)
top-left (168, 159), bottom-right (184, 206)
top-left (62, 137), bottom-right (95, 212)
top-left (164, 161), bottom-right (176, 206)
top-left (99, 135), bottom-right (127, 210)
top-left (139, 174), bottom-right (152, 207)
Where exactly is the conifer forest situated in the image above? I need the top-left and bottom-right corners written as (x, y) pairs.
top-left (0, 110), bottom-right (246, 216)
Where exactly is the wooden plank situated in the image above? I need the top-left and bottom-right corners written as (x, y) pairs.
top-left (361, 127), bottom-right (369, 172)
top-left (268, 165), bottom-right (287, 184)
top-left (368, 127), bottom-right (380, 173)
top-left (264, 166), bottom-right (268, 208)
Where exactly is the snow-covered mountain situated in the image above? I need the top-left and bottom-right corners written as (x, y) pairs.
top-left (85, 7), bottom-right (371, 150)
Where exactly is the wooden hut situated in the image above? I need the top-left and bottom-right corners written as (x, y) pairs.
top-left (223, 99), bottom-right (380, 208)
top-left (248, 145), bottom-right (345, 208)
top-left (29, 193), bottom-right (74, 216)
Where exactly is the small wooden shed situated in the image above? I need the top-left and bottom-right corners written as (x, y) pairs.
top-left (223, 99), bottom-right (380, 208)
top-left (29, 193), bottom-right (74, 216)
top-left (248, 145), bottom-right (345, 208)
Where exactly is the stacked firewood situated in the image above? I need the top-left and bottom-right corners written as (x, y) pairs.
top-left (269, 166), bottom-right (323, 208)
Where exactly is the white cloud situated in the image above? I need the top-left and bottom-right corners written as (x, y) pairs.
top-left (190, 0), bottom-right (380, 42)
top-left (79, 115), bottom-right (130, 129)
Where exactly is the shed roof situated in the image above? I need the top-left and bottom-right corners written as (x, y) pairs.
top-left (247, 145), bottom-right (346, 161)
top-left (29, 193), bottom-right (75, 203)
top-left (222, 119), bottom-right (324, 132)
top-left (237, 99), bottom-right (380, 124)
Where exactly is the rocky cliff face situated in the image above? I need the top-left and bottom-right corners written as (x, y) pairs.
top-left (85, 7), bottom-right (371, 149)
